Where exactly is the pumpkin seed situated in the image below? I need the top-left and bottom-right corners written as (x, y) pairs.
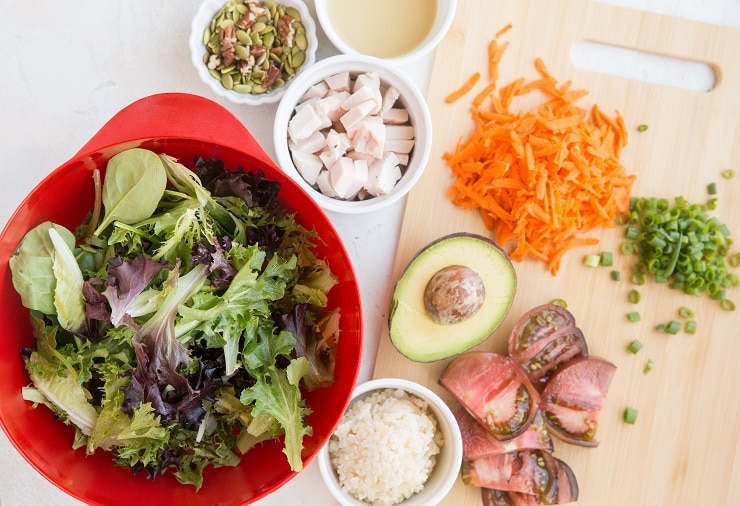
top-left (291, 50), bottom-right (305, 68)
top-left (252, 84), bottom-right (266, 94)
top-left (295, 32), bottom-right (307, 51)
top-left (274, 78), bottom-right (285, 88)
top-left (236, 29), bottom-right (251, 44)
top-left (255, 52), bottom-right (267, 66)
top-left (253, 21), bottom-right (267, 32)
top-left (220, 64), bottom-right (235, 74)
top-left (234, 45), bottom-right (250, 60)
top-left (219, 18), bottom-right (234, 29)
top-left (250, 31), bottom-right (261, 45)
top-left (221, 73), bottom-right (234, 90)
top-left (208, 69), bottom-right (221, 80)
top-left (235, 3), bottom-right (248, 15)
top-left (262, 32), bottom-right (274, 48)
top-left (202, 27), bottom-right (211, 45)
top-left (285, 7), bottom-right (300, 19)
top-left (233, 83), bottom-right (252, 94)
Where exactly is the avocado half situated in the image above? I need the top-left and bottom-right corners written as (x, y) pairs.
top-left (389, 232), bottom-right (517, 362)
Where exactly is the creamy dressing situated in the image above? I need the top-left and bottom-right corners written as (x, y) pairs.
top-left (326, 0), bottom-right (438, 58)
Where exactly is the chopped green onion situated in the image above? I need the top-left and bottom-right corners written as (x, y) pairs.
top-left (722, 169), bottom-right (735, 179)
top-left (707, 182), bottom-right (717, 195)
top-left (628, 289), bottom-right (641, 304)
top-left (600, 251), bottom-right (613, 267)
top-left (628, 339), bottom-right (643, 354)
top-left (637, 124), bottom-right (649, 132)
top-left (550, 298), bottom-right (568, 308)
top-left (644, 359), bottom-right (655, 373)
top-left (665, 320), bottom-right (682, 334)
top-left (721, 299), bottom-right (736, 311)
top-left (623, 407), bottom-right (638, 424)
top-left (611, 270), bottom-right (621, 281)
top-left (583, 254), bottom-right (601, 267)
top-left (616, 196), bottom-right (737, 307)
top-left (678, 306), bottom-right (695, 319)
top-left (627, 311), bottom-right (641, 322)
top-left (685, 320), bottom-right (697, 334)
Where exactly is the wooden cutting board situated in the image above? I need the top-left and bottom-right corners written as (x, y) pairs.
top-left (373, 1), bottom-right (740, 505)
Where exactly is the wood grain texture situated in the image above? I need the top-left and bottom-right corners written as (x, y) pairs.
top-left (372, 1), bottom-right (740, 505)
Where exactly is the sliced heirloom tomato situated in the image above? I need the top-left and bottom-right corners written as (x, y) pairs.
top-left (541, 356), bottom-right (616, 447)
top-left (508, 304), bottom-right (589, 391)
top-left (440, 352), bottom-right (540, 440)
top-left (463, 449), bottom-right (555, 496)
top-left (480, 457), bottom-right (579, 505)
top-left (456, 408), bottom-right (553, 461)
top-left (481, 457), bottom-right (578, 506)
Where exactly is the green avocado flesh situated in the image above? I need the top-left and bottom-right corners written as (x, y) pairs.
top-left (389, 233), bottom-right (516, 362)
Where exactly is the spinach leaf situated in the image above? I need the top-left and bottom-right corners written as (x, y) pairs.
top-left (9, 221), bottom-right (75, 314)
top-left (94, 148), bottom-right (167, 236)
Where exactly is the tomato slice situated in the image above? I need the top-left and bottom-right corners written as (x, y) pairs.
top-left (508, 304), bottom-right (589, 391)
top-left (540, 356), bottom-right (616, 447)
top-left (480, 457), bottom-right (579, 505)
top-left (457, 408), bottom-right (553, 461)
top-left (463, 449), bottom-right (556, 496)
top-left (440, 351), bottom-right (540, 440)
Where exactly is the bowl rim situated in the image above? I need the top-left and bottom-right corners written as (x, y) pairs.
top-left (313, 0), bottom-right (458, 66)
top-left (189, 0), bottom-right (318, 105)
top-left (317, 377), bottom-right (463, 506)
top-left (272, 54), bottom-right (433, 214)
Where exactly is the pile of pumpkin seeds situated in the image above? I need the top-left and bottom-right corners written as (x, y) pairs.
top-left (202, 0), bottom-right (309, 95)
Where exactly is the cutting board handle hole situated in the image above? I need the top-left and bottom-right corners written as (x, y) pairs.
top-left (570, 41), bottom-right (718, 92)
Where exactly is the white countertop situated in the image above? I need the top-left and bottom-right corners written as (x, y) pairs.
top-left (0, 1), bottom-right (737, 505)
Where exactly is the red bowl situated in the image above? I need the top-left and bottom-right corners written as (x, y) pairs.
top-left (0, 93), bottom-right (363, 505)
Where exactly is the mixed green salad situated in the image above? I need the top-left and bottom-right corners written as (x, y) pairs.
top-left (9, 148), bottom-right (342, 489)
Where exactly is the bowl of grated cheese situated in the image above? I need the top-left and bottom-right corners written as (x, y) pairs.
top-left (317, 378), bottom-right (463, 506)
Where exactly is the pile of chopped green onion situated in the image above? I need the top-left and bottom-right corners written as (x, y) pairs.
top-left (616, 196), bottom-right (738, 309)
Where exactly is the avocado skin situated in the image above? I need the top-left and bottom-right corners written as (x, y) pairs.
top-left (388, 232), bottom-right (517, 362)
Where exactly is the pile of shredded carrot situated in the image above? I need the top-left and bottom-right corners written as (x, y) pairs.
top-left (442, 24), bottom-right (636, 275)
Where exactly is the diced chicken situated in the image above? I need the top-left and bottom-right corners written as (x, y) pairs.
top-left (341, 85), bottom-right (380, 112)
top-left (352, 120), bottom-right (385, 160)
top-left (324, 71), bottom-right (351, 92)
top-left (353, 72), bottom-right (383, 114)
top-left (345, 115), bottom-right (383, 139)
top-left (393, 152), bottom-right (409, 166)
top-left (324, 129), bottom-right (351, 159)
top-left (382, 107), bottom-right (409, 125)
top-left (380, 85), bottom-right (400, 115)
top-left (288, 103), bottom-right (322, 141)
top-left (288, 130), bottom-right (325, 154)
top-left (316, 169), bottom-right (338, 197)
top-left (365, 153), bottom-right (402, 197)
top-left (291, 150), bottom-right (323, 186)
top-left (339, 99), bottom-right (377, 130)
top-left (329, 158), bottom-right (368, 199)
top-left (299, 81), bottom-right (329, 103)
top-left (315, 92), bottom-right (349, 124)
top-left (384, 139), bottom-right (415, 154)
top-left (384, 125), bottom-right (415, 140)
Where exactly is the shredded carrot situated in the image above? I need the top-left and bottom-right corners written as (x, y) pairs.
top-left (495, 23), bottom-right (513, 38)
top-left (442, 27), bottom-right (636, 275)
top-left (445, 71), bottom-right (481, 104)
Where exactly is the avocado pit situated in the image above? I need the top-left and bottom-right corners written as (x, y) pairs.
top-left (424, 265), bottom-right (485, 324)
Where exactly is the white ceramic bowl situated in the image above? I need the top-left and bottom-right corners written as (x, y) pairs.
top-left (318, 378), bottom-right (463, 506)
top-left (313, 0), bottom-right (457, 66)
top-left (273, 54), bottom-right (433, 214)
top-left (190, 0), bottom-right (317, 105)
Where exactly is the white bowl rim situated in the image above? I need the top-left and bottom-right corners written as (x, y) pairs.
top-left (313, 0), bottom-right (458, 66)
top-left (189, 0), bottom-right (318, 105)
top-left (317, 377), bottom-right (463, 506)
top-left (272, 54), bottom-right (433, 214)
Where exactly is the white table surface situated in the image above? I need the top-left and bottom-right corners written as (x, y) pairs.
top-left (0, 1), bottom-right (737, 505)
